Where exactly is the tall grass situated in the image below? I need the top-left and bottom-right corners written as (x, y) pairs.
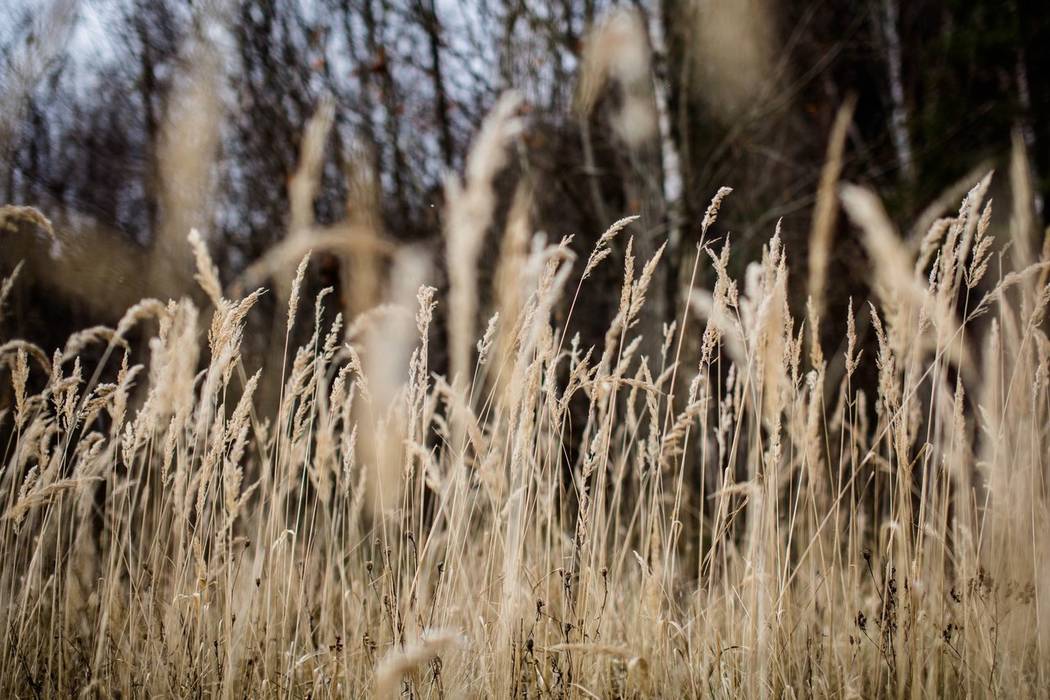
top-left (1, 99), bottom-right (1049, 698)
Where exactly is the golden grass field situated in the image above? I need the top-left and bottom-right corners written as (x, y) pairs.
top-left (2, 91), bottom-right (1050, 698)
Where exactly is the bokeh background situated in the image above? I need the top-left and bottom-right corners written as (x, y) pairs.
top-left (2, 0), bottom-right (1048, 391)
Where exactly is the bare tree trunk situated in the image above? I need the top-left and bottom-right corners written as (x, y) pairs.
top-left (133, 12), bottom-right (162, 238)
top-left (631, 10), bottom-right (670, 365)
top-left (647, 4), bottom-right (683, 290)
top-left (881, 0), bottom-right (915, 183)
top-left (417, 0), bottom-right (455, 169)
top-left (363, 0), bottom-right (409, 217)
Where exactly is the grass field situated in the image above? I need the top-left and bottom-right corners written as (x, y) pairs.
top-left (1, 96), bottom-right (1049, 698)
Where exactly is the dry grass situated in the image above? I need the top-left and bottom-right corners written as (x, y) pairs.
top-left (2, 95), bottom-right (1050, 699)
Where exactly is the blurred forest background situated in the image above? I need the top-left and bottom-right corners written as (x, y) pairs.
top-left (2, 0), bottom-right (1048, 399)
